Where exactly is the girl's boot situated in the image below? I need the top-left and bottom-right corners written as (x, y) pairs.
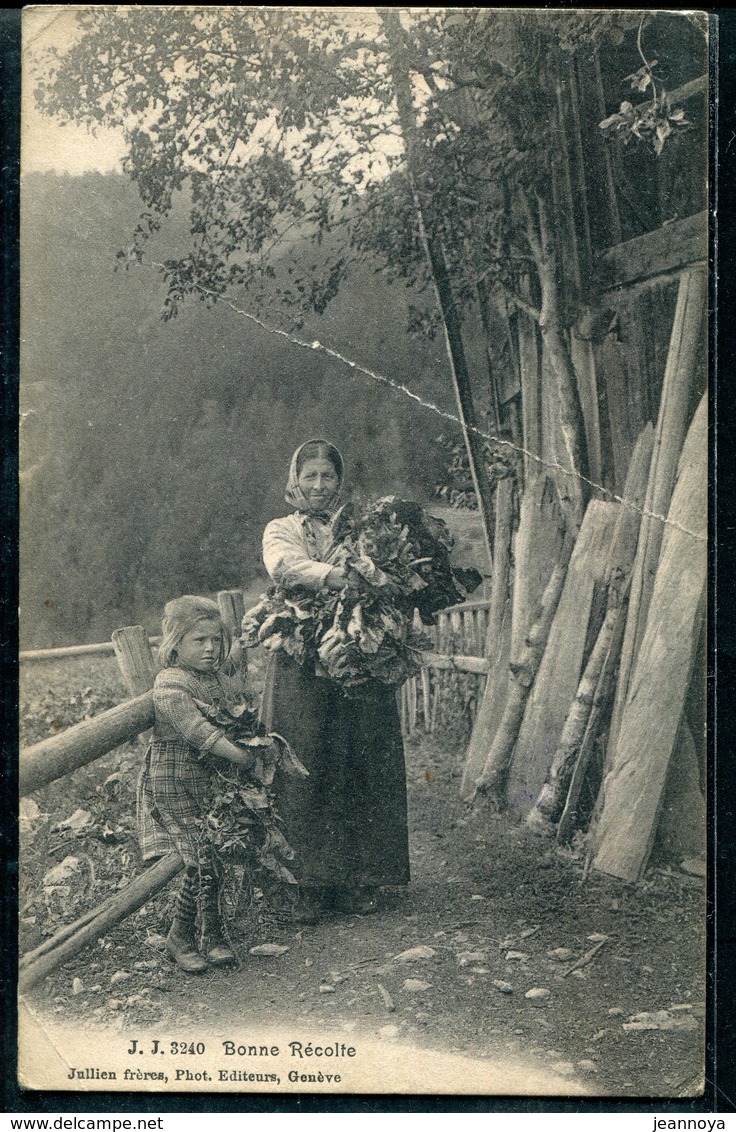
top-left (200, 874), bottom-right (236, 967)
top-left (291, 885), bottom-right (322, 925)
top-left (166, 868), bottom-right (207, 974)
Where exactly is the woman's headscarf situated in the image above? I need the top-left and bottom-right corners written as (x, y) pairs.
top-left (284, 439), bottom-right (344, 516)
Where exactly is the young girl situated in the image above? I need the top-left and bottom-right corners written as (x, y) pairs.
top-left (138, 596), bottom-right (256, 974)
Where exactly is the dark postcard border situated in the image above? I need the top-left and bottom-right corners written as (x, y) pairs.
top-left (1, 3), bottom-right (733, 1116)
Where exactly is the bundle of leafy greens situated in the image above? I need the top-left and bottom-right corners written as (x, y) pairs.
top-left (242, 497), bottom-right (482, 696)
top-left (195, 700), bottom-right (308, 900)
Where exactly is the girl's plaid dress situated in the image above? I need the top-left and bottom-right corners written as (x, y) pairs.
top-left (137, 666), bottom-right (237, 866)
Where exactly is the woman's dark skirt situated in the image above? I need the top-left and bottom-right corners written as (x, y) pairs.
top-left (261, 652), bottom-right (410, 888)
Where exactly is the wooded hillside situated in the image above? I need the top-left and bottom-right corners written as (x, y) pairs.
top-left (20, 172), bottom-right (461, 647)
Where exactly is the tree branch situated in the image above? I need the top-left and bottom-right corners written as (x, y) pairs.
top-left (518, 189), bottom-right (542, 263)
top-left (499, 283), bottom-right (541, 323)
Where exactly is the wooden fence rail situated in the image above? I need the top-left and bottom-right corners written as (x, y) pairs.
top-left (20, 638), bottom-right (161, 664)
top-left (19, 648), bottom-right (486, 798)
top-left (19, 692), bottom-right (154, 797)
top-left (19, 852), bottom-right (183, 993)
top-left (20, 601), bottom-right (490, 785)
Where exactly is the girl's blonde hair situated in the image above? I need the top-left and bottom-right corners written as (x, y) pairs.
top-left (157, 595), bottom-right (231, 669)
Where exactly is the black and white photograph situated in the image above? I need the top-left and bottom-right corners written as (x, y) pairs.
top-left (18, 6), bottom-right (709, 1098)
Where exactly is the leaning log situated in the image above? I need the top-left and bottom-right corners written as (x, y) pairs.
top-left (509, 475), bottom-right (564, 670)
top-left (608, 267), bottom-right (707, 756)
top-left (528, 575), bottom-right (629, 828)
top-left (459, 602), bottom-right (512, 800)
top-left (474, 536), bottom-right (573, 803)
top-left (20, 692), bottom-right (155, 796)
top-left (462, 474), bottom-right (561, 798)
top-left (603, 423), bottom-right (655, 585)
top-left (460, 476), bottom-right (514, 798)
top-left (19, 852), bottom-right (183, 993)
top-left (593, 394), bottom-right (707, 882)
top-left (555, 600), bottom-right (628, 845)
top-left (504, 500), bottom-right (619, 814)
top-left (529, 423), bottom-right (655, 828)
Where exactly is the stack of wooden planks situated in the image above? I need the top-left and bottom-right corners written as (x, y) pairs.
top-left (465, 265), bottom-right (707, 881)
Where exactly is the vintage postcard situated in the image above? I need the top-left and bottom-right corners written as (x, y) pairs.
top-left (18, 7), bottom-right (709, 1098)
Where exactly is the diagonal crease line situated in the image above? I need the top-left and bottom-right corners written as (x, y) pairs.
top-left (18, 996), bottom-right (74, 1077)
top-left (146, 266), bottom-right (706, 544)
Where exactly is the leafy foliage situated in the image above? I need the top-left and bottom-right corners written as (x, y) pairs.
top-left (434, 434), bottom-right (517, 511)
top-left (34, 9), bottom-right (693, 327)
top-left (21, 685), bottom-right (117, 747)
top-left (242, 497), bottom-right (481, 695)
top-left (36, 9), bottom-right (403, 319)
top-left (191, 700), bottom-right (308, 902)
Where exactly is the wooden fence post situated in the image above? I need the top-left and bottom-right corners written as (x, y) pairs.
top-left (218, 589), bottom-right (248, 697)
top-left (112, 626), bottom-right (156, 697)
top-left (217, 589), bottom-right (246, 639)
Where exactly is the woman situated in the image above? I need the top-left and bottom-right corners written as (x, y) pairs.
top-left (260, 439), bottom-right (410, 922)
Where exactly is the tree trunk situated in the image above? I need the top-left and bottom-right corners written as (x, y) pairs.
top-left (510, 474), bottom-right (564, 669)
top-left (486, 476), bottom-right (514, 649)
top-left (380, 8), bottom-right (495, 569)
top-left (517, 291), bottom-right (542, 488)
top-left (524, 192), bottom-right (589, 533)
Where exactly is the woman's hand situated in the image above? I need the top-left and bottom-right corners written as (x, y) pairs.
top-left (325, 566), bottom-right (349, 591)
top-left (211, 735), bottom-right (256, 772)
top-left (326, 565), bottom-right (364, 592)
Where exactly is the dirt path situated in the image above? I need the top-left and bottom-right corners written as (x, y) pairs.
top-left (23, 718), bottom-right (705, 1099)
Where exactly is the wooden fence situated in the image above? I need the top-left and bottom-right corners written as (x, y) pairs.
top-left (399, 601), bottom-right (490, 737)
top-left (19, 591), bottom-right (489, 990)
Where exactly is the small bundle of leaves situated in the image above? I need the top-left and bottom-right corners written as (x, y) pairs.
top-left (599, 91), bottom-right (690, 155)
top-left (599, 55), bottom-right (691, 156)
top-left (194, 700), bottom-right (308, 895)
top-left (243, 497), bottom-right (482, 695)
